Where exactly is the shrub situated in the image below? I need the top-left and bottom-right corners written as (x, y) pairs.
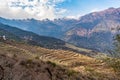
top-left (26, 59), bottom-right (33, 64)
top-left (20, 59), bottom-right (33, 68)
top-left (67, 70), bottom-right (76, 77)
top-left (47, 61), bottom-right (57, 67)
top-left (104, 58), bottom-right (120, 74)
top-left (85, 66), bottom-right (95, 72)
top-left (35, 56), bottom-right (39, 59)
top-left (13, 54), bottom-right (17, 57)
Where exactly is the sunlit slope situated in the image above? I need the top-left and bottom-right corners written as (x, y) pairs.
top-left (0, 40), bottom-right (119, 80)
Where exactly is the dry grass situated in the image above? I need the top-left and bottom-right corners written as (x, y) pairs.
top-left (0, 42), bottom-right (120, 79)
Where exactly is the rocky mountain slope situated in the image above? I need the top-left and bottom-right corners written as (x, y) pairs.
top-left (64, 7), bottom-right (120, 52)
top-left (0, 39), bottom-right (120, 80)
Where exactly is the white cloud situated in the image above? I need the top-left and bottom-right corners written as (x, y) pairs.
top-left (66, 15), bottom-right (81, 20)
top-left (0, 0), bottom-right (67, 20)
top-left (90, 8), bottom-right (100, 12)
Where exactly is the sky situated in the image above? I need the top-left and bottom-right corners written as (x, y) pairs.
top-left (0, 0), bottom-right (120, 20)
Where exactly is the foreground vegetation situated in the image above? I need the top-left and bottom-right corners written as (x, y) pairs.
top-left (0, 40), bottom-right (120, 80)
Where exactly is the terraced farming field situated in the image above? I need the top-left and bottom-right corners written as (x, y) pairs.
top-left (0, 40), bottom-right (119, 79)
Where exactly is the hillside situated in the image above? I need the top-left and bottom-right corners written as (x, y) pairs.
top-left (0, 23), bottom-right (69, 50)
top-left (0, 42), bottom-right (79, 80)
top-left (0, 23), bottom-right (103, 57)
top-left (0, 28), bottom-right (21, 41)
top-left (0, 39), bottom-right (120, 80)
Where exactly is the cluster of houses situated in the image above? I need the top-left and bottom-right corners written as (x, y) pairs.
top-left (0, 35), bottom-right (6, 41)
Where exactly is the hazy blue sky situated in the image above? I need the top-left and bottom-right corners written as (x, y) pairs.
top-left (58, 0), bottom-right (120, 17)
top-left (0, 0), bottom-right (120, 20)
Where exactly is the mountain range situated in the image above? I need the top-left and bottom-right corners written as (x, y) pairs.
top-left (0, 7), bottom-right (120, 52)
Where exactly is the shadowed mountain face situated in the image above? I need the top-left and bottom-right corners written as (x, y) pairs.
top-left (0, 7), bottom-right (120, 52)
top-left (0, 23), bottom-right (67, 49)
